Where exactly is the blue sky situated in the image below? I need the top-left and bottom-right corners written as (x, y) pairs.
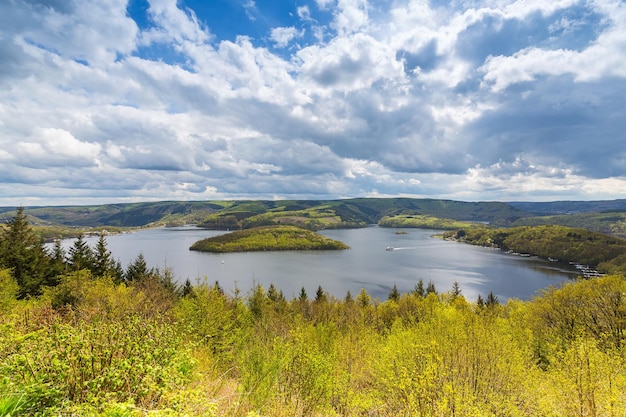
top-left (1, 0), bottom-right (625, 206)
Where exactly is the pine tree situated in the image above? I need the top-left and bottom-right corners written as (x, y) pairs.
top-left (426, 280), bottom-right (437, 295)
top-left (486, 291), bottom-right (499, 307)
top-left (181, 279), bottom-right (194, 297)
top-left (125, 252), bottom-right (149, 282)
top-left (267, 283), bottom-right (284, 303)
top-left (298, 287), bottom-right (308, 303)
top-left (357, 287), bottom-right (371, 308)
top-left (67, 233), bottom-right (94, 272)
top-left (314, 285), bottom-right (327, 303)
top-left (0, 207), bottom-right (51, 297)
top-left (388, 283), bottom-right (400, 301)
top-left (48, 239), bottom-right (67, 278)
top-left (412, 279), bottom-right (426, 298)
top-left (451, 281), bottom-right (462, 300)
top-left (476, 294), bottom-right (485, 309)
top-left (93, 233), bottom-right (116, 278)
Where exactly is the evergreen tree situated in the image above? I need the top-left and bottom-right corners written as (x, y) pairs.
top-left (125, 252), bottom-right (149, 282)
top-left (67, 233), bottom-right (95, 272)
top-left (412, 279), bottom-right (426, 298)
top-left (476, 294), bottom-right (485, 309)
top-left (344, 290), bottom-right (353, 304)
top-left (451, 281), bottom-right (462, 300)
top-left (298, 287), bottom-right (308, 303)
top-left (267, 283), bottom-right (285, 303)
top-left (357, 287), bottom-right (371, 308)
top-left (486, 291), bottom-right (499, 307)
top-left (314, 285), bottom-right (327, 303)
top-left (181, 279), bottom-right (194, 297)
top-left (93, 233), bottom-right (116, 278)
top-left (388, 283), bottom-right (400, 302)
top-left (426, 280), bottom-right (437, 295)
top-left (0, 207), bottom-right (51, 297)
top-left (48, 239), bottom-right (67, 278)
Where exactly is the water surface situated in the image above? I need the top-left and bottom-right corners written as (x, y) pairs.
top-left (56, 226), bottom-right (579, 301)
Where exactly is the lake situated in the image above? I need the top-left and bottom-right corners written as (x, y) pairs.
top-left (54, 226), bottom-right (580, 301)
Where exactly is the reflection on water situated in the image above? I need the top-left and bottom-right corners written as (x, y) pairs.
top-left (51, 226), bottom-right (581, 301)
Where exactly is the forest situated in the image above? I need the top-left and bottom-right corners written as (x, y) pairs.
top-left (189, 226), bottom-right (350, 252)
top-left (1, 208), bottom-right (626, 416)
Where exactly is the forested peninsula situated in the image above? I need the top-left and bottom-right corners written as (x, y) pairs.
top-left (189, 225), bottom-right (349, 252)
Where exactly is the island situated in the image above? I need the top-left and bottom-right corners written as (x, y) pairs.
top-left (189, 225), bottom-right (350, 253)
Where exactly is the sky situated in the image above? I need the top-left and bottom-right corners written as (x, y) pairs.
top-left (1, 0), bottom-right (626, 206)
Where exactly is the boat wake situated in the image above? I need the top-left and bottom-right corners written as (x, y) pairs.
top-left (386, 246), bottom-right (418, 251)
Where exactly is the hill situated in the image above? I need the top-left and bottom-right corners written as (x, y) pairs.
top-left (448, 225), bottom-right (626, 274)
top-left (0, 198), bottom-right (532, 230)
top-left (4, 198), bottom-right (626, 238)
top-left (509, 212), bottom-right (626, 238)
top-left (189, 225), bottom-right (350, 252)
top-left (509, 199), bottom-right (626, 215)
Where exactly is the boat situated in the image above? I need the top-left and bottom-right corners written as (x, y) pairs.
top-left (386, 246), bottom-right (394, 251)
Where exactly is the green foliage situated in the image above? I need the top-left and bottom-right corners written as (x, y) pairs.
top-left (0, 207), bottom-right (54, 297)
top-left (0, 269), bottom-right (18, 315)
top-left (189, 226), bottom-right (350, 252)
top-left (379, 214), bottom-right (481, 230)
top-left (456, 225), bottom-right (626, 270)
top-left (510, 211), bottom-right (626, 237)
top-left (67, 233), bottom-right (95, 272)
top-left (1, 229), bottom-right (626, 417)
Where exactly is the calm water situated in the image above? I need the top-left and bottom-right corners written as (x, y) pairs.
top-left (54, 226), bottom-right (580, 301)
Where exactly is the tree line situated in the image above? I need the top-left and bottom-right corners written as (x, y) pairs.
top-left (0, 207), bottom-right (173, 299)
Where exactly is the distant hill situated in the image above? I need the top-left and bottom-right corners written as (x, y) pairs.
top-left (509, 212), bottom-right (626, 238)
top-left (0, 198), bottom-right (531, 229)
top-left (2, 198), bottom-right (626, 237)
top-left (0, 201), bottom-right (225, 227)
top-left (509, 200), bottom-right (626, 215)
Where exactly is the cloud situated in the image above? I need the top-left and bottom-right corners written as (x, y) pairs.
top-left (270, 27), bottom-right (304, 48)
top-left (0, 0), bottom-right (625, 205)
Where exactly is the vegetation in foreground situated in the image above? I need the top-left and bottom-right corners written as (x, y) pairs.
top-left (1, 270), bottom-right (625, 416)
top-left (1, 208), bottom-right (626, 416)
top-left (189, 225), bottom-right (350, 252)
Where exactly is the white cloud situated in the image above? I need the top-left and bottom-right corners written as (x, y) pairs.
top-left (270, 27), bottom-right (304, 48)
top-left (16, 128), bottom-right (101, 167)
top-left (0, 0), bottom-right (625, 205)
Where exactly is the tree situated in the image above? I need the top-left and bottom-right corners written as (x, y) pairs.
top-left (357, 287), bottom-right (371, 308)
top-left (181, 279), bottom-right (194, 297)
top-left (314, 285), bottom-right (327, 303)
top-left (412, 279), bottom-right (426, 298)
top-left (67, 233), bottom-right (94, 272)
top-left (476, 294), bottom-right (485, 310)
top-left (451, 281), bottom-right (462, 300)
top-left (426, 281), bottom-right (437, 295)
top-left (298, 287), bottom-right (308, 303)
top-left (125, 252), bottom-right (149, 282)
top-left (267, 283), bottom-right (285, 303)
top-left (486, 291), bottom-right (499, 307)
top-left (48, 239), bottom-right (67, 279)
top-left (93, 233), bottom-right (117, 278)
top-left (388, 284), bottom-right (400, 302)
top-left (0, 207), bottom-right (51, 297)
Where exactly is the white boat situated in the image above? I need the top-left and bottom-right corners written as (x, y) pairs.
top-left (386, 246), bottom-right (394, 251)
